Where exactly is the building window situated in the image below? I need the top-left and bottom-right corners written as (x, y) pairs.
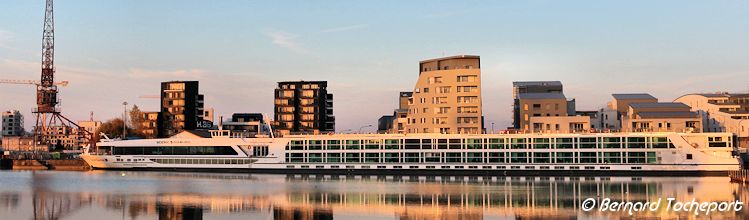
top-left (456, 75), bottom-right (477, 83)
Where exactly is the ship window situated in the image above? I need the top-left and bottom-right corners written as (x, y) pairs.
top-left (533, 152), bottom-right (551, 163)
top-left (603, 152), bottom-right (621, 163)
top-left (326, 153), bottom-right (341, 163)
top-left (384, 139), bottom-right (399, 149)
top-left (686, 154), bottom-right (693, 160)
top-left (345, 140), bottom-right (360, 150)
top-left (113, 146), bottom-right (238, 155)
top-left (627, 152), bottom-right (646, 163)
top-left (579, 152), bottom-right (597, 163)
top-left (446, 153), bottom-right (461, 163)
top-left (487, 138), bottom-right (504, 149)
top-left (466, 139), bottom-right (482, 149)
top-left (510, 138), bottom-right (526, 149)
top-left (384, 153), bottom-right (399, 163)
top-left (510, 152), bottom-right (527, 163)
top-left (488, 152), bottom-right (504, 163)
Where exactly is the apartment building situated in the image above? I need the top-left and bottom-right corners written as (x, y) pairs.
top-left (516, 93), bottom-right (569, 131)
top-left (159, 81), bottom-right (205, 137)
top-left (512, 81), bottom-right (563, 129)
top-left (621, 102), bottom-right (702, 132)
top-left (378, 92), bottom-right (413, 134)
top-left (676, 93), bottom-right (749, 148)
top-left (273, 81), bottom-right (335, 135)
top-left (406, 55), bottom-right (483, 134)
top-left (1, 110), bottom-right (24, 137)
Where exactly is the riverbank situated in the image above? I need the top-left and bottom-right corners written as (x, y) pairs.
top-left (1, 159), bottom-right (90, 171)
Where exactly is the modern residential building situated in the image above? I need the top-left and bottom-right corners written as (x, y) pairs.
top-left (273, 81), bottom-right (335, 135)
top-left (77, 120), bottom-right (101, 141)
top-left (392, 92), bottom-right (412, 133)
top-left (221, 113), bottom-right (271, 137)
top-left (44, 125), bottom-right (82, 150)
top-left (529, 115), bottom-right (591, 133)
top-left (676, 93), bottom-right (749, 148)
top-left (406, 55), bottom-right (483, 134)
top-left (621, 102), bottom-right (702, 132)
top-left (159, 81), bottom-right (205, 138)
top-left (378, 92), bottom-right (412, 134)
top-left (516, 92), bottom-right (570, 131)
top-left (595, 106), bottom-right (620, 131)
top-left (2, 110), bottom-right (24, 137)
top-left (610, 93), bottom-right (658, 115)
top-left (140, 111), bottom-right (163, 138)
top-left (512, 81), bottom-right (563, 129)
top-left (376, 115), bottom-right (394, 134)
top-left (593, 93), bottom-right (659, 131)
top-left (203, 107), bottom-right (215, 124)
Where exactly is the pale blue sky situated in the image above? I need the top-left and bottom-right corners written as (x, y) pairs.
top-left (1, 1), bottom-right (749, 132)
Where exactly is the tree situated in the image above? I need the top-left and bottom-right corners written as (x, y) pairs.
top-left (96, 118), bottom-right (133, 140)
top-left (129, 105), bottom-right (147, 138)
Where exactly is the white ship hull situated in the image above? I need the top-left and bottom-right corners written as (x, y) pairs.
top-left (82, 132), bottom-right (741, 176)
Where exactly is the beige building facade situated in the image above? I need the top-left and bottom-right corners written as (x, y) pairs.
top-left (529, 115), bottom-right (590, 133)
top-left (406, 55), bottom-right (482, 134)
top-left (516, 93), bottom-right (569, 132)
top-left (621, 102), bottom-right (702, 132)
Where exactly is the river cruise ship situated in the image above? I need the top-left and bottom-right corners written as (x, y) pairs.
top-left (81, 131), bottom-right (740, 175)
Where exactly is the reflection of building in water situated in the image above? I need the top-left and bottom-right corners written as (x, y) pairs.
top-left (158, 203), bottom-right (203, 220)
top-left (0, 193), bottom-right (19, 212)
top-left (273, 207), bottom-right (332, 220)
top-left (14, 175), bottom-right (747, 219)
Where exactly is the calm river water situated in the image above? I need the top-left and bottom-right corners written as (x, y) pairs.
top-left (0, 170), bottom-right (746, 219)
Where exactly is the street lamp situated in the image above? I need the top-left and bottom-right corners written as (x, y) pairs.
top-left (122, 101), bottom-right (128, 140)
top-left (358, 125), bottom-right (373, 133)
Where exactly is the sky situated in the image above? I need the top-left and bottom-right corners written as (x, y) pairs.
top-left (1, 0), bottom-right (749, 133)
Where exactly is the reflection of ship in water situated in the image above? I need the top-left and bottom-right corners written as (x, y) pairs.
top-left (14, 173), bottom-right (749, 219)
top-left (158, 204), bottom-right (203, 220)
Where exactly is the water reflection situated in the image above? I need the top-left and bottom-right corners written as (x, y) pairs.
top-left (0, 171), bottom-right (746, 219)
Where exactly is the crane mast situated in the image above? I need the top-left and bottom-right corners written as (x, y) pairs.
top-left (30, 0), bottom-right (93, 151)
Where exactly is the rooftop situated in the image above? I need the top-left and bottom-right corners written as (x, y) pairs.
top-left (512, 81), bottom-right (562, 87)
top-left (629, 102), bottom-right (690, 109)
top-left (637, 111), bottom-right (699, 119)
top-left (517, 92), bottom-right (566, 100)
top-left (419, 55), bottom-right (480, 64)
top-left (612, 93), bottom-right (657, 100)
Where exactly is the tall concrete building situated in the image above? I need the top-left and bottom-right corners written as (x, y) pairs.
top-left (676, 93), bottom-right (749, 148)
top-left (273, 81), bottom-right (335, 135)
top-left (2, 110), bottom-right (24, 137)
top-left (512, 81), bottom-right (563, 129)
top-left (159, 81), bottom-right (205, 137)
top-left (406, 55), bottom-right (483, 134)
